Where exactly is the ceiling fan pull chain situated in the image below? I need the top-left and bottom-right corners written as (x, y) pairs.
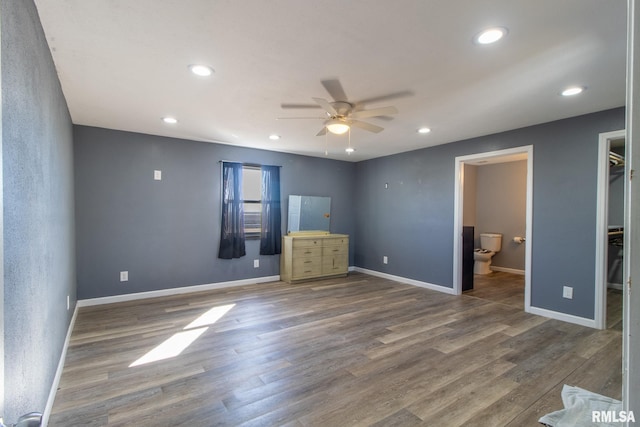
top-left (325, 129), bottom-right (328, 156)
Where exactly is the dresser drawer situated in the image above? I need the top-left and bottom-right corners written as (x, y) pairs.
top-left (323, 237), bottom-right (348, 247)
top-left (292, 238), bottom-right (323, 249)
top-left (322, 245), bottom-right (347, 257)
top-left (292, 257), bottom-right (322, 277)
top-left (292, 246), bottom-right (322, 258)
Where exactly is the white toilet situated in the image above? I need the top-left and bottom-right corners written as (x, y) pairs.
top-left (473, 233), bottom-right (503, 275)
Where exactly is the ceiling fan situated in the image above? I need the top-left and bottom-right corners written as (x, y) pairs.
top-left (279, 79), bottom-right (412, 136)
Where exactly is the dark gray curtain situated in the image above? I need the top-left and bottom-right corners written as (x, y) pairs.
top-left (218, 162), bottom-right (246, 259)
top-left (260, 165), bottom-right (281, 255)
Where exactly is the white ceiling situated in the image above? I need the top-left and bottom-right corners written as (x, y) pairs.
top-left (34, 0), bottom-right (627, 162)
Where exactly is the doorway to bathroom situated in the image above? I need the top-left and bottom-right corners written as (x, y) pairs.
top-left (595, 129), bottom-right (626, 330)
top-left (453, 146), bottom-right (533, 314)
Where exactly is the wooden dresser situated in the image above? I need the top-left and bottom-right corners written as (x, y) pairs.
top-left (280, 232), bottom-right (349, 283)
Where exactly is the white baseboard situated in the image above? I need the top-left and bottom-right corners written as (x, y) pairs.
top-left (491, 266), bottom-right (526, 275)
top-left (77, 275), bottom-right (281, 307)
top-left (42, 304), bottom-right (79, 427)
top-left (352, 267), bottom-right (457, 295)
top-left (527, 305), bottom-right (596, 328)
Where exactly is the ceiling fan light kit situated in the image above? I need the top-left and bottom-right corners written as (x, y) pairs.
top-left (326, 119), bottom-right (350, 135)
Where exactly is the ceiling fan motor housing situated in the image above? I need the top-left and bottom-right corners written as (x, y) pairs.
top-left (330, 101), bottom-right (353, 118)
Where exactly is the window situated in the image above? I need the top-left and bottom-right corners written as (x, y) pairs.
top-left (219, 162), bottom-right (281, 259)
top-left (242, 166), bottom-right (262, 238)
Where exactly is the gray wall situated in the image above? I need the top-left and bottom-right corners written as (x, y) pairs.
top-left (2, 0), bottom-right (76, 422)
top-left (476, 160), bottom-right (527, 271)
top-left (355, 108), bottom-right (624, 319)
top-left (74, 126), bottom-right (356, 299)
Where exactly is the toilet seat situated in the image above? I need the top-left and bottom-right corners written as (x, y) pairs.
top-left (473, 249), bottom-right (496, 274)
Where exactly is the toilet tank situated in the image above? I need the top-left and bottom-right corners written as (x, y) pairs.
top-left (480, 233), bottom-right (502, 252)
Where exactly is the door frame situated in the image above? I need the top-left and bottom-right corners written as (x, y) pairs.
top-left (595, 129), bottom-right (626, 329)
top-left (452, 145), bottom-right (533, 314)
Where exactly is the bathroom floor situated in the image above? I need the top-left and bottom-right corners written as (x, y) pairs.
top-left (464, 271), bottom-right (524, 310)
top-left (464, 271), bottom-right (624, 330)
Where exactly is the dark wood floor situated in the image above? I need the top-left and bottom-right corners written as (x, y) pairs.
top-left (465, 270), bottom-right (624, 330)
top-left (50, 272), bottom-right (622, 426)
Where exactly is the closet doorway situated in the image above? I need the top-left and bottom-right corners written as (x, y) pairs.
top-left (595, 129), bottom-right (626, 329)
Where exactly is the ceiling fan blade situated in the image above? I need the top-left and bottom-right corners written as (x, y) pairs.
top-left (312, 97), bottom-right (338, 116)
top-left (321, 79), bottom-right (348, 102)
top-left (277, 116), bottom-right (326, 120)
top-left (281, 103), bottom-right (322, 109)
top-left (316, 127), bottom-right (327, 136)
top-left (355, 90), bottom-right (414, 106)
top-left (350, 120), bottom-right (384, 133)
top-left (351, 106), bottom-right (398, 119)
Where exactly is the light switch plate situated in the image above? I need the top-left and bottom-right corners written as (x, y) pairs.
top-left (120, 271), bottom-right (129, 282)
top-left (154, 170), bottom-right (162, 181)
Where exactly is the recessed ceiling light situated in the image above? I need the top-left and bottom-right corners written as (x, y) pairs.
top-left (161, 117), bottom-right (178, 124)
top-left (474, 27), bottom-right (508, 45)
top-left (188, 64), bottom-right (214, 77)
top-left (418, 127), bottom-right (431, 134)
top-left (269, 134), bottom-right (280, 140)
top-left (345, 147), bottom-right (355, 154)
top-left (561, 86), bottom-right (585, 96)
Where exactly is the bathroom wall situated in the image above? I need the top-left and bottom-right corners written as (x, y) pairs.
top-left (475, 160), bottom-right (527, 272)
top-left (462, 164), bottom-right (477, 226)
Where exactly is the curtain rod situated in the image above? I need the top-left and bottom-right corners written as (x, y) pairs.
top-left (219, 160), bottom-right (282, 168)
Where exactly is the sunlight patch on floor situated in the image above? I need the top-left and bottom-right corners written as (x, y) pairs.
top-left (184, 303), bottom-right (236, 329)
top-left (129, 303), bottom-right (236, 367)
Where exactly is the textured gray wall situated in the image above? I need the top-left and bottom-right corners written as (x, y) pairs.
top-left (74, 126), bottom-right (356, 299)
top-left (476, 160), bottom-right (527, 271)
top-left (2, 0), bottom-right (76, 422)
top-left (355, 108), bottom-right (624, 319)
top-left (0, 1), bottom-right (4, 416)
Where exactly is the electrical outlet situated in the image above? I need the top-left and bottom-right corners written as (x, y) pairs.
top-left (120, 271), bottom-right (129, 282)
top-left (563, 286), bottom-right (573, 299)
top-left (254, 259), bottom-right (259, 268)
top-left (383, 256), bottom-right (388, 264)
